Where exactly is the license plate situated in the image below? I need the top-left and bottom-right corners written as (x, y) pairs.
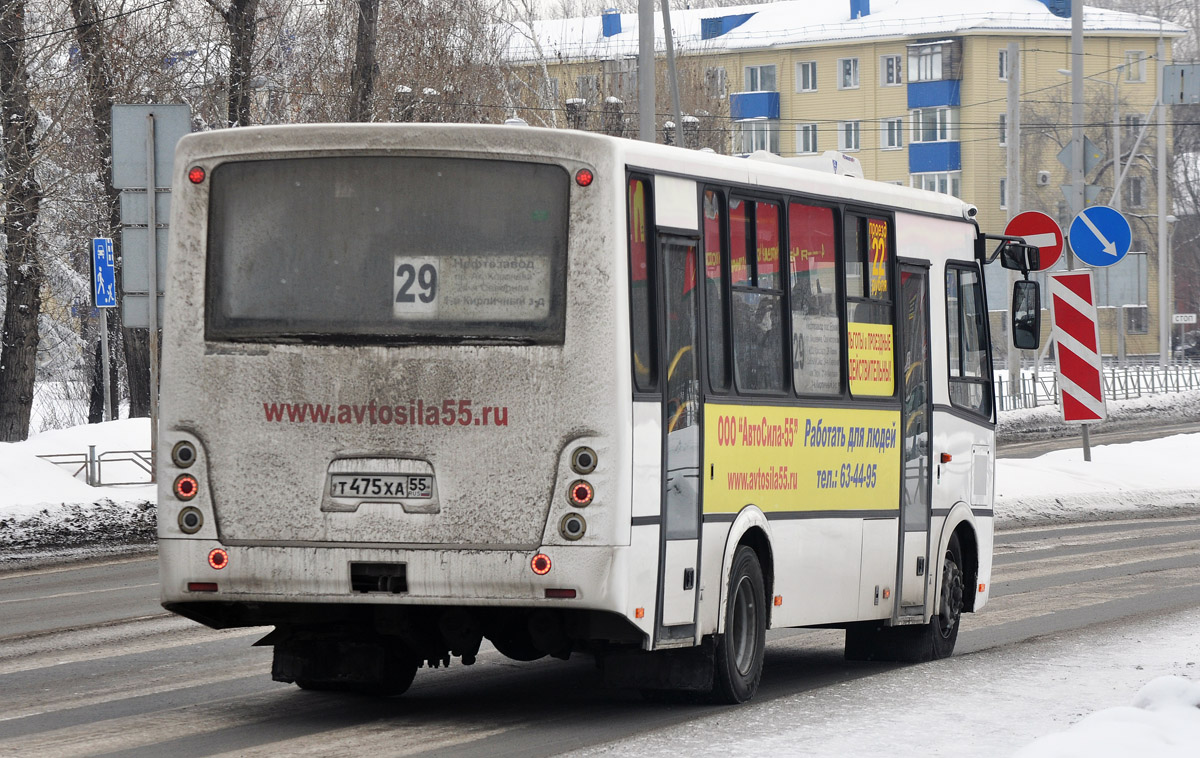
top-left (329, 474), bottom-right (433, 500)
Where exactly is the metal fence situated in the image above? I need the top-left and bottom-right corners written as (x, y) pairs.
top-left (37, 446), bottom-right (153, 486)
top-left (994, 360), bottom-right (1200, 411)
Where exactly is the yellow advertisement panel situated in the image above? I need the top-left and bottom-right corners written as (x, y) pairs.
top-left (848, 322), bottom-right (895, 397)
top-left (704, 404), bottom-right (900, 515)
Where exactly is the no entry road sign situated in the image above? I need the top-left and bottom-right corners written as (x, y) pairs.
top-left (1049, 271), bottom-right (1107, 423)
top-left (1005, 211), bottom-right (1063, 271)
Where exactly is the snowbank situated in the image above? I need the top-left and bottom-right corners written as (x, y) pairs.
top-left (1015, 676), bottom-right (1200, 758)
top-left (0, 419), bottom-right (155, 553)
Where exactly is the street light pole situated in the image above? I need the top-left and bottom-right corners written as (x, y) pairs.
top-left (1113, 66), bottom-right (1122, 212)
top-left (1158, 36), bottom-right (1170, 366)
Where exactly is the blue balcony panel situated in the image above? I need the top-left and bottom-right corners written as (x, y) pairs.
top-left (909, 141), bottom-right (961, 174)
top-left (729, 91), bottom-right (780, 120)
top-left (907, 80), bottom-right (961, 109)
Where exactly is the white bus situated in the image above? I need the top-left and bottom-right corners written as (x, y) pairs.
top-left (158, 124), bottom-right (1039, 702)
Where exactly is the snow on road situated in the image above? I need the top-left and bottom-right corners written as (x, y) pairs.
top-left (572, 607), bottom-right (1200, 758)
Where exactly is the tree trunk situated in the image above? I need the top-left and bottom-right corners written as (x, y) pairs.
top-left (0, 0), bottom-right (45, 442)
top-left (349, 0), bottom-right (379, 122)
top-left (225, 0), bottom-right (261, 127)
top-left (70, 0), bottom-right (142, 419)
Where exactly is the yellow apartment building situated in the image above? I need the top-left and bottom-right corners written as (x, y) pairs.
top-left (506, 0), bottom-right (1185, 358)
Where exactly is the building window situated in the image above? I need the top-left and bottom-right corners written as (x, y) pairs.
top-left (745, 64), bottom-right (776, 92)
top-left (838, 58), bottom-right (859, 90)
top-left (1125, 113), bottom-right (1144, 139)
top-left (1000, 178), bottom-right (1007, 209)
top-left (706, 67), bottom-right (727, 100)
top-left (999, 113), bottom-right (1007, 145)
top-left (838, 120), bottom-right (861, 151)
top-left (881, 55), bottom-right (902, 86)
top-left (908, 43), bottom-right (944, 82)
top-left (576, 74), bottom-right (598, 102)
top-left (796, 61), bottom-right (817, 92)
top-left (882, 117), bottom-right (903, 149)
top-left (735, 119), bottom-right (779, 155)
top-left (797, 123), bottom-right (818, 154)
top-left (1125, 51), bottom-right (1146, 82)
top-left (1126, 304), bottom-right (1149, 334)
top-left (1127, 176), bottom-right (1145, 208)
top-left (999, 48), bottom-right (1008, 80)
top-left (912, 107), bottom-right (956, 142)
top-left (912, 171), bottom-right (962, 198)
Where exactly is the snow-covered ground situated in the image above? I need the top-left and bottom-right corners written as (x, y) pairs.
top-left (573, 607), bottom-right (1200, 758)
top-left (1, 392), bottom-right (1198, 754)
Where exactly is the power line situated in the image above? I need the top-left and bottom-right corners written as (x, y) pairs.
top-left (4, 0), bottom-right (171, 46)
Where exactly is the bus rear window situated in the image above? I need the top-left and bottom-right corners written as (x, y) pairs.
top-left (205, 156), bottom-right (569, 344)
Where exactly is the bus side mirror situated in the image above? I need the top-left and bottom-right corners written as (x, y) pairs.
top-left (1012, 280), bottom-right (1041, 350)
top-left (1000, 242), bottom-right (1039, 274)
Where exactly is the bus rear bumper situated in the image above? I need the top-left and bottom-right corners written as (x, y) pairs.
top-left (159, 537), bottom-right (639, 624)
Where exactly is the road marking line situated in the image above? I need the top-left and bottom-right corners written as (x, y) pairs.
top-left (0, 582), bottom-right (157, 605)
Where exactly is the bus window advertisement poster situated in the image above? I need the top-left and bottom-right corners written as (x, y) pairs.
top-left (848, 322), bottom-right (895, 396)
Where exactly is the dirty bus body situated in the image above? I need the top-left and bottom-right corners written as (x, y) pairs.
top-left (159, 124), bottom-right (1020, 702)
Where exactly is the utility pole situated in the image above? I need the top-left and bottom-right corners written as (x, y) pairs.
top-left (638, 0), bottom-right (655, 143)
top-left (1006, 41), bottom-right (1021, 389)
top-left (1157, 36), bottom-right (1169, 366)
top-left (1070, 1), bottom-right (1091, 461)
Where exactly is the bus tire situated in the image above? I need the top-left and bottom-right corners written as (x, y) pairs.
top-left (711, 546), bottom-right (766, 704)
top-left (930, 533), bottom-right (965, 659)
top-left (844, 534), bottom-right (964, 662)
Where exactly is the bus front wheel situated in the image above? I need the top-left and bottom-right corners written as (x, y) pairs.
top-left (712, 546), bottom-right (766, 704)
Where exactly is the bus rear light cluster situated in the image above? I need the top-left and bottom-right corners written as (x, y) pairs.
top-left (208, 548), bottom-right (229, 570)
top-left (188, 582), bottom-right (218, 592)
top-left (178, 506), bottom-right (204, 534)
top-left (560, 513), bottom-right (586, 541)
top-left (575, 168), bottom-right (594, 187)
top-left (568, 480), bottom-right (593, 507)
top-left (171, 441), bottom-right (196, 468)
top-left (174, 474), bottom-right (199, 501)
top-left (570, 446), bottom-right (596, 474)
top-left (188, 166), bottom-right (206, 184)
top-left (545, 588), bottom-right (576, 599)
top-left (531, 553), bottom-right (552, 575)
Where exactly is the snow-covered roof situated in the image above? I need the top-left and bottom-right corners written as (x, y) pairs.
top-left (504, 0), bottom-right (1186, 64)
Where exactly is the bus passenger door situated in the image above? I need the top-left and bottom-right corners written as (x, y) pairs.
top-left (896, 262), bottom-right (932, 619)
top-left (656, 236), bottom-right (701, 644)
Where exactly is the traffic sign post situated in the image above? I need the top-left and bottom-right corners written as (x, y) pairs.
top-left (1049, 271), bottom-right (1107, 461)
top-left (91, 238), bottom-right (116, 422)
top-left (1067, 206), bottom-right (1132, 268)
top-left (1005, 211), bottom-right (1064, 271)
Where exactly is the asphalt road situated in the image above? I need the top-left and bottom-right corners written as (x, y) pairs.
top-left (996, 420), bottom-right (1200, 458)
top-left (3, 514), bottom-right (1200, 756)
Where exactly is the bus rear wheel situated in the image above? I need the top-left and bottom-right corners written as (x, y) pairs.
top-left (711, 546), bottom-right (766, 704)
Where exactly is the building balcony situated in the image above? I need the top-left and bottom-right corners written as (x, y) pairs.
top-left (730, 91), bottom-right (780, 120)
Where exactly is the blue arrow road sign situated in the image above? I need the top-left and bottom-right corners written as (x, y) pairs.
top-left (1067, 206), bottom-right (1132, 268)
top-left (92, 238), bottom-right (116, 308)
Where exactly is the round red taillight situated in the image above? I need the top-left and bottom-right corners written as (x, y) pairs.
top-left (188, 166), bottom-right (206, 184)
top-left (575, 169), bottom-right (594, 187)
top-left (208, 548), bottom-right (228, 570)
top-left (531, 553), bottom-right (552, 575)
top-left (174, 474), bottom-right (199, 501)
top-left (568, 480), bottom-right (594, 507)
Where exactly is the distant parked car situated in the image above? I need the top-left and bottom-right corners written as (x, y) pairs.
top-left (1176, 330), bottom-right (1200, 360)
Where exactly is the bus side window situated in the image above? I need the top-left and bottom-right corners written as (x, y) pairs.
top-left (788, 202), bottom-right (841, 395)
top-left (730, 198), bottom-right (786, 393)
top-left (946, 265), bottom-right (993, 418)
top-left (844, 214), bottom-right (895, 398)
top-left (628, 176), bottom-right (658, 393)
top-left (703, 189), bottom-right (729, 392)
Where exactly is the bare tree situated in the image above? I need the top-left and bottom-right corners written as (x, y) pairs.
top-left (349, 0), bottom-right (380, 121)
top-left (206, 0), bottom-right (262, 127)
top-left (0, 0), bottom-right (45, 440)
